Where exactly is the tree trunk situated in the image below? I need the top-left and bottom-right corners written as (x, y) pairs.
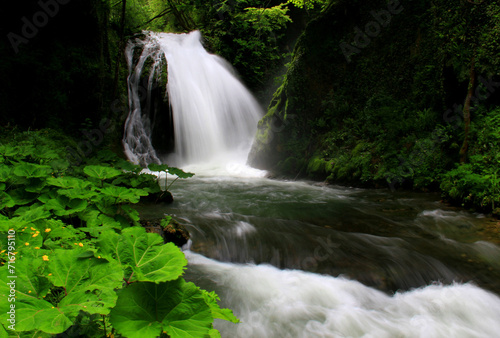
top-left (459, 57), bottom-right (476, 163)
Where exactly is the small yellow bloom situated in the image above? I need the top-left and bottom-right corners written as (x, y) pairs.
top-left (31, 227), bottom-right (36, 231)
top-left (45, 228), bottom-right (51, 233)
top-left (42, 255), bottom-right (49, 261)
top-left (0, 250), bottom-right (5, 254)
top-left (34, 247), bottom-right (40, 250)
top-left (25, 242), bottom-right (29, 246)
top-left (32, 233), bottom-right (39, 237)
top-left (48, 273), bottom-right (52, 276)
top-left (28, 290), bottom-right (31, 293)
top-left (74, 243), bottom-right (77, 245)
top-left (97, 256), bottom-right (101, 259)
top-left (78, 243), bottom-right (83, 247)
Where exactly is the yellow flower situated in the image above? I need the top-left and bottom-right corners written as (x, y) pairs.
top-left (45, 228), bottom-right (51, 233)
top-left (78, 243), bottom-right (83, 247)
top-left (28, 290), bottom-right (32, 293)
top-left (32, 233), bottom-right (39, 237)
top-left (42, 255), bottom-right (49, 261)
top-left (48, 273), bottom-right (52, 276)
top-left (25, 242), bottom-right (29, 246)
top-left (0, 250), bottom-right (5, 254)
top-left (31, 227), bottom-right (36, 231)
top-left (34, 247), bottom-right (40, 250)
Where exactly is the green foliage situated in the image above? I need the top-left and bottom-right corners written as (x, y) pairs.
top-left (97, 227), bottom-right (187, 283)
top-left (441, 108), bottom-right (500, 212)
top-left (286, 0), bottom-right (328, 10)
top-left (148, 163), bottom-right (195, 191)
top-left (0, 130), bottom-right (236, 337)
top-left (433, 1), bottom-right (500, 77)
top-left (110, 279), bottom-right (213, 338)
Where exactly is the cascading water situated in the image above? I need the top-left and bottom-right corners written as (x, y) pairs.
top-left (123, 31), bottom-right (263, 168)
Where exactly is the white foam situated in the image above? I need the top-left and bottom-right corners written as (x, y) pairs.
top-left (185, 251), bottom-right (500, 338)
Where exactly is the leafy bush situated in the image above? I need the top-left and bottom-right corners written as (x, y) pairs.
top-left (0, 130), bottom-right (237, 337)
top-left (441, 108), bottom-right (500, 213)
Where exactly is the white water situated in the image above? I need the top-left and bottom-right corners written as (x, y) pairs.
top-left (123, 31), bottom-right (263, 168)
top-left (186, 251), bottom-right (500, 338)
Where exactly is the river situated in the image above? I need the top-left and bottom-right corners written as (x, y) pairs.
top-left (139, 167), bottom-right (500, 337)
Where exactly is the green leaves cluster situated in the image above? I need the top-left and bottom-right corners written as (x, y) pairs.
top-left (441, 108), bottom-right (500, 213)
top-left (0, 130), bottom-right (236, 337)
top-left (432, 0), bottom-right (500, 77)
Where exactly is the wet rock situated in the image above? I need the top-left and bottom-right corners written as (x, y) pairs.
top-left (141, 218), bottom-right (189, 247)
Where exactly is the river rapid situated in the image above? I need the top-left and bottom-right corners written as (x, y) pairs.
top-left (139, 167), bottom-right (500, 338)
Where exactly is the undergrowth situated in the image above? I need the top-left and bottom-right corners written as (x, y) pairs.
top-left (0, 129), bottom-right (238, 337)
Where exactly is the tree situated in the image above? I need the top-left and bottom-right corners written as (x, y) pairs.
top-left (433, 0), bottom-right (500, 163)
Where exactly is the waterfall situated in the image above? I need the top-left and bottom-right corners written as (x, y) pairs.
top-left (123, 31), bottom-right (263, 168)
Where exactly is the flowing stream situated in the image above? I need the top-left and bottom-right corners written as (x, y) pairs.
top-left (125, 31), bottom-right (500, 337)
top-left (139, 173), bottom-right (500, 337)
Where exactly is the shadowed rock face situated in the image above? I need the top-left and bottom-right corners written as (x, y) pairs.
top-left (144, 64), bottom-right (175, 156)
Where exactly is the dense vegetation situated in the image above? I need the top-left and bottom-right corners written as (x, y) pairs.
top-left (0, 129), bottom-right (238, 337)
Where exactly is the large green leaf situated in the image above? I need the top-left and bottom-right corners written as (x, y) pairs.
top-left (45, 196), bottom-right (87, 216)
top-left (0, 144), bottom-right (19, 157)
top-left (57, 187), bottom-right (98, 200)
top-left (48, 249), bottom-right (122, 308)
top-left (25, 178), bottom-right (47, 193)
top-left (147, 163), bottom-right (170, 172)
top-left (100, 185), bottom-right (148, 203)
top-left (0, 192), bottom-right (15, 209)
top-left (11, 298), bottom-right (71, 334)
top-left (110, 279), bottom-right (213, 338)
top-left (46, 176), bottom-right (92, 190)
top-left (14, 205), bottom-right (51, 223)
top-left (96, 227), bottom-right (187, 283)
top-left (77, 207), bottom-right (102, 227)
top-left (0, 166), bottom-right (12, 182)
top-left (167, 166), bottom-right (195, 179)
top-left (147, 163), bottom-right (194, 179)
top-left (8, 188), bottom-right (37, 206)
top-left (83, 165), bottom-right (122, 180)
top-left (13, 162), bottom-right (52, 178)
